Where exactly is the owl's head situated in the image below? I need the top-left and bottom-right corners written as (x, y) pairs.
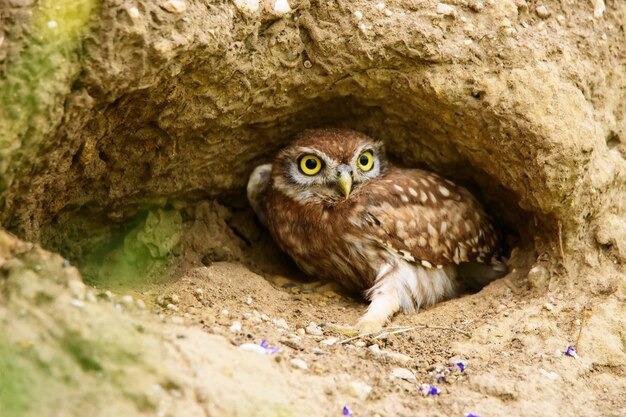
top-left (271, 128), bottom-right (387, 205)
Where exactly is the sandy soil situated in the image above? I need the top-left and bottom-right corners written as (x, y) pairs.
top-left (109, 256), bottom-right (624, 417)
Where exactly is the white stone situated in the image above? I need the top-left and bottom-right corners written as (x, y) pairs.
top-left (128, 6), bottom-right (140, 18)
top-left (320, 337), bottom-right (338, 346)
top-left (390, 367), bottom-right (417, 382)
top-left (354, 10), bottom-right (363, 20)
top-left (70, 299), bottom-right (84, 308)
top-left (229, 321), bottom-right (242, 333)
top-left (436, 3), bottom-right (455, 16)
top-left (348, 381), bottom-right (372, 400)
top-left (540, 368), bottom-right (559, 380)
top-left (120, 295), bottom-right (134, 307)
top-left (163, 0), bottom-right (187, 14)
top-left (305, 322), bottom-right (324, 336)
top-left (289, 358), bottom-right (308, 370)
top-left (593, 0), bottom-right (605, 18)
top-left (273, 318), bottom-right (289, 329)
top-left (274, 0), bottom-right (291, 14)
top-left (47, 20), bottom-right (58, 29)
top-left (240, 343), bottom-right (271, 355)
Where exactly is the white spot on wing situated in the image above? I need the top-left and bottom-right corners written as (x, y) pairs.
top-left (438, 185), bottom-right (450, 197)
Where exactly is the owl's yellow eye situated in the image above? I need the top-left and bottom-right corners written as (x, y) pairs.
top-left (299, 155), bottom-right (323, 175)
top-left (357, 151), bottom-right (374, 172)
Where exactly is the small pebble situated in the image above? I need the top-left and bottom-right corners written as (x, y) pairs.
top-left (436, 3), bottom-right (456, 16)
top-left (375, 2), bottom-right (385, 11)
top-left (245, 296), bottom-right (253, 305)
top-left (128, 6), bottom-right (140, 18)
top-left (354, 341), bottom-right (366, 347)
top-left (468, 0), bottom-right (484, 12)
top-left (273, 0), bottom-right (291, 14)
top-left (320, 338), bottom-right (338, 346)
top-left (260, 313), bottom-right (270, 321)
top-left (166, 303), bottom-right (179, 311)
top-left (273, 318), bottom-right (289, 329)
top-left (305, 322), bottom-right (324, 336)
top-left (240, 343), bottom-right (272, 355)
top-left (194, 288), bottom-right (204, 296)
top-left (289, 358), bottom-right (308, 370)
top-left (535, 5), bottom-right (550, 19)
top-left (384, 9), bottom-right (392, 16)
top-left (229, 321), bottom-right (242, 333)
top-left (543, 302), bottom-right (554, 312)
top-left (163, 0), bottom-right (187, 14)
top-left (85, 291), bottom-right (98, 303)
top-left (168, 294), bottom-right (180, 304)
top-left (390, 367), bottom-right (416, 382)
top-left (70, 299), bottom-right (85, 309)
top-left (539, 368), bottom-right (559, 380)
top-left (296, 328), bottom-right (306, 336)
top-left (221, 309), bottom-right (230, 317)
top-left (136, 299), bottom-right (146, 309)
top-left (47, 20), bottom-right (58, 29)
top-left (348, 381), bottom-right (372, 400)
top-left (354, 10), bottom-right (363, 20)
top-left (368, 345), bottom-right (412, 366)
top-left (120, 295), bottom-right (134, 307)
top-left (528, 264), bottom-right (549, 288)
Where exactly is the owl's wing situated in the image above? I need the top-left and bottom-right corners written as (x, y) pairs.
top-left (247, 164), bottom-right (272, 227)
top-left (355, 168), bottom-right (501, 268)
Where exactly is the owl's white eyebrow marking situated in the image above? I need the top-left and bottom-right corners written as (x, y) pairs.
top-left (296, 146), bottom-right (334, 163)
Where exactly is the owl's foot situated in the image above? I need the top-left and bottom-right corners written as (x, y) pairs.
top-left (355, 316), bottom-right (386, 334)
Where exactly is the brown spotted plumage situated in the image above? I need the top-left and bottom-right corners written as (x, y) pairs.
top-left (248, 128), bottom-right (506, 332)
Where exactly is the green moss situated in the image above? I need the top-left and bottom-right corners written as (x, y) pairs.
top-left (0, 0), bottom-right (97, 191)
top-left (61, 332), bottom-right (104, 373)
top-left (0, 340), bottom-right (37, 417)
top-left (80, 209), bottom-right (183, 288)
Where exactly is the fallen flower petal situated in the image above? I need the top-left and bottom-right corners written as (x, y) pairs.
top-left (343, 405), bottom-right (352, 416)
top-left (565, 346), bottom-right (578, 358)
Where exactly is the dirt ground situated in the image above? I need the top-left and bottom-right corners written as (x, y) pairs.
top-left (103, 257), bottom-right (625, 417)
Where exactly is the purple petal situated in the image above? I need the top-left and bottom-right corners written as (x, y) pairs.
top-left (428, 385), bottom-right (441, 395)
top-left (456, 362), bottom-right (466, 372)
top-left (343, 405), bottom-right (352, 416)
top-left (465, 413), bottom-right (482, 417)
top-left (259, 339), bottom-right (280, 354)
top-left (565, 346), bottom-right (578, 358)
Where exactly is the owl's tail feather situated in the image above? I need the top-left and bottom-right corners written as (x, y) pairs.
top-left (456, 259), bottom-right (508, 292)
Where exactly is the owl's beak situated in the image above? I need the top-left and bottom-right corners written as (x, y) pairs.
top-left (337, 171), bottom-right (353, 199)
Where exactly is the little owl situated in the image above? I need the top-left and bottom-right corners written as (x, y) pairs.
top-left (247, 128), bottom-right (506, 333)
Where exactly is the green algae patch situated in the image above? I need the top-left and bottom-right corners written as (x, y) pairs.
top-left (0, 0), bottom-right (96, 190)
top-left (81, 209), bottom-right (183, 288)
top-left (0, 339), bottom-right (41, 417)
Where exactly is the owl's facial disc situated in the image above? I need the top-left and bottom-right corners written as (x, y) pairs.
top-left (336, 164), bottom-right (353, 199)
